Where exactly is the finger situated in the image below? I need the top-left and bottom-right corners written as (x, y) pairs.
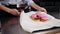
top-left (45, 10), bottom-right (47, 13)
top-left (42, 9), bottom-right (47, 13)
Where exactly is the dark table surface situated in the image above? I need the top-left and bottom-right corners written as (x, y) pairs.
top-left (1, 16), bottom-right (31, 34)
top-left (2, 17), bottom-right (19, 28)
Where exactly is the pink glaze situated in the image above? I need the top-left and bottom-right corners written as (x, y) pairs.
top-left (31, 12), bottom-right (48, 20)
top-left (40, 15), bottom-right (48, 21)
top-left (31, 14), bottom-right (38, 19)
top-left (35, 12), bottom-right (48, 21)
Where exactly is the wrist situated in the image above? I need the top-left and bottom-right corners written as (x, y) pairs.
top-left (37, 7), bottom-right (42, 11)
top-left (0, 5), bottom-right (11, 12)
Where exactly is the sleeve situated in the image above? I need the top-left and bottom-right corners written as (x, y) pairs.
top-left (17, 0), bottom-right (22, 2)
top-left (25, 0), bottom-right (34, 5)
top-left (0, 2), bottom-right (1, 5)
top-left (17, 0), bottom-right (22, 8)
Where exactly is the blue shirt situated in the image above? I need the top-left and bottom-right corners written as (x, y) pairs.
top-left (21, 0), bottom-right (34, 5)
top-left (0, 0), bottom-right (34, 5)
top-left (0, 0), bottom-right (19, 5)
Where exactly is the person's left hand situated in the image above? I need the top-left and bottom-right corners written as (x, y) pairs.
top-left (39, 7), bottom-right (47, 13)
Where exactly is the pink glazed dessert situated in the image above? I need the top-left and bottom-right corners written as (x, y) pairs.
top-left (36, 12), bottom-right (48, 21)
top-left (31, 14), bottom-right (38, 19)
top-left (31, 12), bottom-right (48, 21)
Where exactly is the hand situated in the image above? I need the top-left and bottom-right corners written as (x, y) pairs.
top-left (13, 9), bottom-right (20, 15)
top-left (39, 7), bottom-right (47, 13)
top-left (7, 9), bottom-right (20, 16)
top-left (0, 5), bottom-right (20, 16)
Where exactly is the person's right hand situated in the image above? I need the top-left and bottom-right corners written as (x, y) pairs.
top-left (0, 5), bottom-right (20, 16)
top-left (13, 9), bottom-right (20, 16)
top-left (7, 9), bottom-right (20, 16)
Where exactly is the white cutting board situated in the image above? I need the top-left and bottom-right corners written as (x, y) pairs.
top-left (20, 11), bottom-right (60, 33)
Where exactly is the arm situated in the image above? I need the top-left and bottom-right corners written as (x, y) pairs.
top-left (30, 2), bottom-right (47, 13)
top-left (24, 0), bottom-right (47, 13)
top-left (0, 5), bottom-right (20, 16)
